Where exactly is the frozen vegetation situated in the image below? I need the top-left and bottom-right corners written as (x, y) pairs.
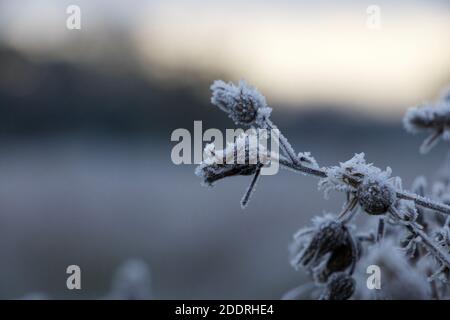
top-left (196, 80), bottom-right (450, 300)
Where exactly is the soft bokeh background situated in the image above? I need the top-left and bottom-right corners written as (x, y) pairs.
top-left (0, 0), bottom-right (449, 299)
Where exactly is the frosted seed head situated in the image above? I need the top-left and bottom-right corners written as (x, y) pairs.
top-left (291, 215), bottom-right (350, 269)
top-left (403, 101), bottom-right (450, 133)
top-left (313, 242), bottom-right (357, 283)
top-left (195, 131), bottom-right (274, 186)
top-left (210, 80), bottom-right (272, 126)
top-left (411, 176), bottom-right (427, 196)
top-left (319, 272), bottom-right (355, 300)
top-left (196, 163), bottom-right (258, 186)
top-left (319, 153), bottom-right (393, 199)
top-left (357, 179), bottom-right (396, 215)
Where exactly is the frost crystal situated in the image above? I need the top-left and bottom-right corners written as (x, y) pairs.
top-left (429, 225), bottom-right (450, 283)
top-left (195, 130), bottom-right (276, 186)
top-left (298, 152), bottom-right (319, 168)
top-left (318, 153), bottom-right (393, 199)
top-left (357, 179), bottom-right (396, 215)
top-left (403, 87), bottom-right (450, 153)
top-left (210, 80), bottom-right (272, 126)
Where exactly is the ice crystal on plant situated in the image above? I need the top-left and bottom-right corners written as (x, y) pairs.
top-left (428, 224), bottom-right (450, 283)
top-left (195, 130), bottom-right (275, 186)
top-left (403, 101), bottom-right (450, 134)
top-left (357, 179), bottom-right (396, 215)
top-left (210, 80), bottom-right (272, 126)
top-left (195, 80), bottom-right (450, 300)
top-left (298, 151), bottom-right (319, 168)
top-left (403, 86), bottom-right (450, 153)
top-left (318, 153), bottom-right (393, 199)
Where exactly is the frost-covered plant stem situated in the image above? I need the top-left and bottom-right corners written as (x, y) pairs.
top-left (406, 222), bottom-right (450, 267)
top-left (396, 191), bottom-right (450, 216)
top-left (265, 119), bottom-right (302, 166)
top-left (279, 155), bottom-right (450, 216)
top-left (196, 80), bottom-right (450, 300)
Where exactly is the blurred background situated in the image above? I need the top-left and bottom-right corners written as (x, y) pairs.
top-left (0, 0), bottom-right (449, 299)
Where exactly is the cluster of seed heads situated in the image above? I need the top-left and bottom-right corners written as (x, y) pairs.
top-left (195, 80), bottom-right (450, 299)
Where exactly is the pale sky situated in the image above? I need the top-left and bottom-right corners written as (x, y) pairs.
top-left (0, 0), bottom-right (449, 117)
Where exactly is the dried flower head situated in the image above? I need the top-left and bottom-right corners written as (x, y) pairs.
top-left (290, 214), bottom-right (356, 276)
top-left (403, 86), bottom-right (450, 153)
top-left (195, 130), bottom-right (275, 186)
top-left (318, 153), bottom-right (393, 198)
top-left (210, 80), bottom-right (272, 126)
top-left (357, 178), bottom-right (396, 215)
top-left (319, 272), bottom-right (355, 300)
top-left (312, 240), bottom-right (359, 283)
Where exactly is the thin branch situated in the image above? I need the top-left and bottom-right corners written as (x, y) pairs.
top-left (240, 165), bottom-right (262, 209)
top-left (420, 128), bottom-right (444, 154)
top-left (265, 119), bottom-right (302, 167)
top-left (389, 206), bottom-right (450, 269)
top-left (376, 217), bottom-right (385, 242)
top-left (279, 157), bottom-right (327, 178)
top-left (407, 222), bottom-right (450, 269)
top-left (338, 197), bottom-right (358, 223)
top-left (277, 151), bottom-right (450, 216)
top-left (397, 191), bottom-right (450, 216)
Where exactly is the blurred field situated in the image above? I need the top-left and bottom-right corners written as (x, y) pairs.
top-left (0, 127), bottom-right (447, 299)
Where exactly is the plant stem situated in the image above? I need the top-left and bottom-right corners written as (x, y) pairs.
top-left (241, 166), bottom-right (262, 208)
top-left (265, 119), bottom-right (302, 166)
top-left (406, 222), bottom-right (450, 269)
top-left (376, 217), bottom-right (385, 242)
top-left (265, 121), bottom-right (450, 217)
top-left (397, 191), bottom-right (450, 216)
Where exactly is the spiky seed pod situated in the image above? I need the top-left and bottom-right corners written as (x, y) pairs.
top-left (357, 179), bottom-right (396, 215)
top-left (210, 80), bottom-right (272, 126)
top-left (319, 272), bottom-right (355, 300)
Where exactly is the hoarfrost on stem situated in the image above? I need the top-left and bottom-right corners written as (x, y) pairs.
top-left (194, 80), bottom-right (450, 299)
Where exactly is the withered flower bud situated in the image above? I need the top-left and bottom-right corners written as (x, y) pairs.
top-left (291, 215), bottom-right (350, 269)
top-left (319, 272), bottom-right (355, 300)
top-left (210, 80), bottom-right (272, 126)
top-left (357, 179), bottom-right (396, 215)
